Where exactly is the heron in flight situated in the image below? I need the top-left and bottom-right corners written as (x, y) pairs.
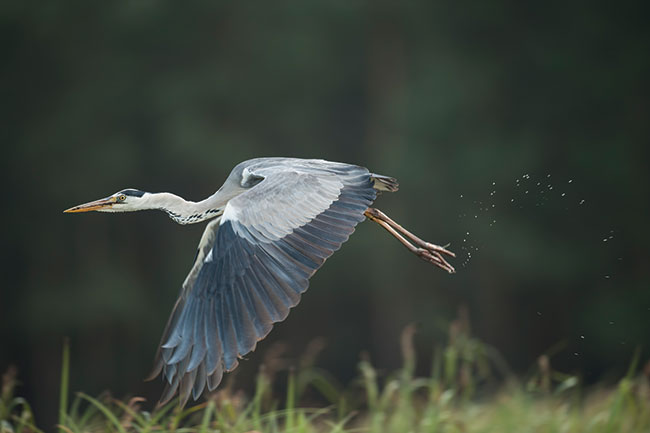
top-left (65, 157), bottom-right (455, 406)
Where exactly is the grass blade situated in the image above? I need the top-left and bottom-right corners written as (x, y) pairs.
top-left (58, 337), bottom-right (70, 432)
top-left (78, 393), bottom-right (127, 433)
top-left (198, 400), bottom-right (214, 433)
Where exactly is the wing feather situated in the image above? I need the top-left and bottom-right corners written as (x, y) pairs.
top-left (151, 160), bottom-right (380, 405)
top-left (204, 300), bottom-right (222, 374)
top-left (218, 289), bottom-right (239, 371)
top-left (193, 363), bottom-right (207, 400)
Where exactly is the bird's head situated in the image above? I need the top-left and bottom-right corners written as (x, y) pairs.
top-left (64, 189), bottom-right (148, 213)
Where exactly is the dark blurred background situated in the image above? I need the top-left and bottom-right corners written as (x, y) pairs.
top-left (2, 0), bottom-right (649, 427)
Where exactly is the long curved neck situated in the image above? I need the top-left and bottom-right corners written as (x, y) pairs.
top-left (144, 192), bottom-right (224, 225)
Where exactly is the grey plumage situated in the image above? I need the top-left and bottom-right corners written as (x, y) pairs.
top-left (146, 158), bottom-right (396, 405)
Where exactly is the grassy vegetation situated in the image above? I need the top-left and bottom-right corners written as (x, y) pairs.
top-left (2, 322), bottom-right (649, 433)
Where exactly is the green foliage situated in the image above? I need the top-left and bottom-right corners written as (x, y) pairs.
top-left (2, 327), bottom-right (649, 433)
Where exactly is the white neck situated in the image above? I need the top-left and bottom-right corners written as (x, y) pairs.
top-left (141, 192), bottom-right (224, 225)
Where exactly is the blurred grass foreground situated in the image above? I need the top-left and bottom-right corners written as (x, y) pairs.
top-left (2, 321), bottom-right (649, 433)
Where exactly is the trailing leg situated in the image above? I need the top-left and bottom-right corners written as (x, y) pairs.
top-left (364, 207), bottom-right (455, 273)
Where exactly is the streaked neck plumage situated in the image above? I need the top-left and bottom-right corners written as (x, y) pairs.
top-left (140, 192), bottom-right (224, 225)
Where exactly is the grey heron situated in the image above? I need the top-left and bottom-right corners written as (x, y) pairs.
top-left (64, 157), bottom-right (455, 406)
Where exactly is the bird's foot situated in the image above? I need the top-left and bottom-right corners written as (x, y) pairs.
top-left (415, 245), bottom-right (456, 274)
top-left (365, 207), bottom-right (456, 274)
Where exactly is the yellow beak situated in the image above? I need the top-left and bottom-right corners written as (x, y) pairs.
top-left (64, 196), bottom-right (117, 213)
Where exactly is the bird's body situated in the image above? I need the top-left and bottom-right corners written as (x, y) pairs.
top-left (65, 157), bottom-right (454, 406)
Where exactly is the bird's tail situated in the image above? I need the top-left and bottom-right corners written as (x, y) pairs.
top-left (371, 173), bottom-right (399, 192)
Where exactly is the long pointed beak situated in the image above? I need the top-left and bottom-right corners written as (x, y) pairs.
top-left (64, 196), bottom-right (117, 213)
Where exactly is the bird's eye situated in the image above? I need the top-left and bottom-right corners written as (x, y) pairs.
top-left (118, 195), bottom-right (126, 201)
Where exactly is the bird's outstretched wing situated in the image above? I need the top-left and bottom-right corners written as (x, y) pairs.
top-left (148, 162), bottom-right (378, 405)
